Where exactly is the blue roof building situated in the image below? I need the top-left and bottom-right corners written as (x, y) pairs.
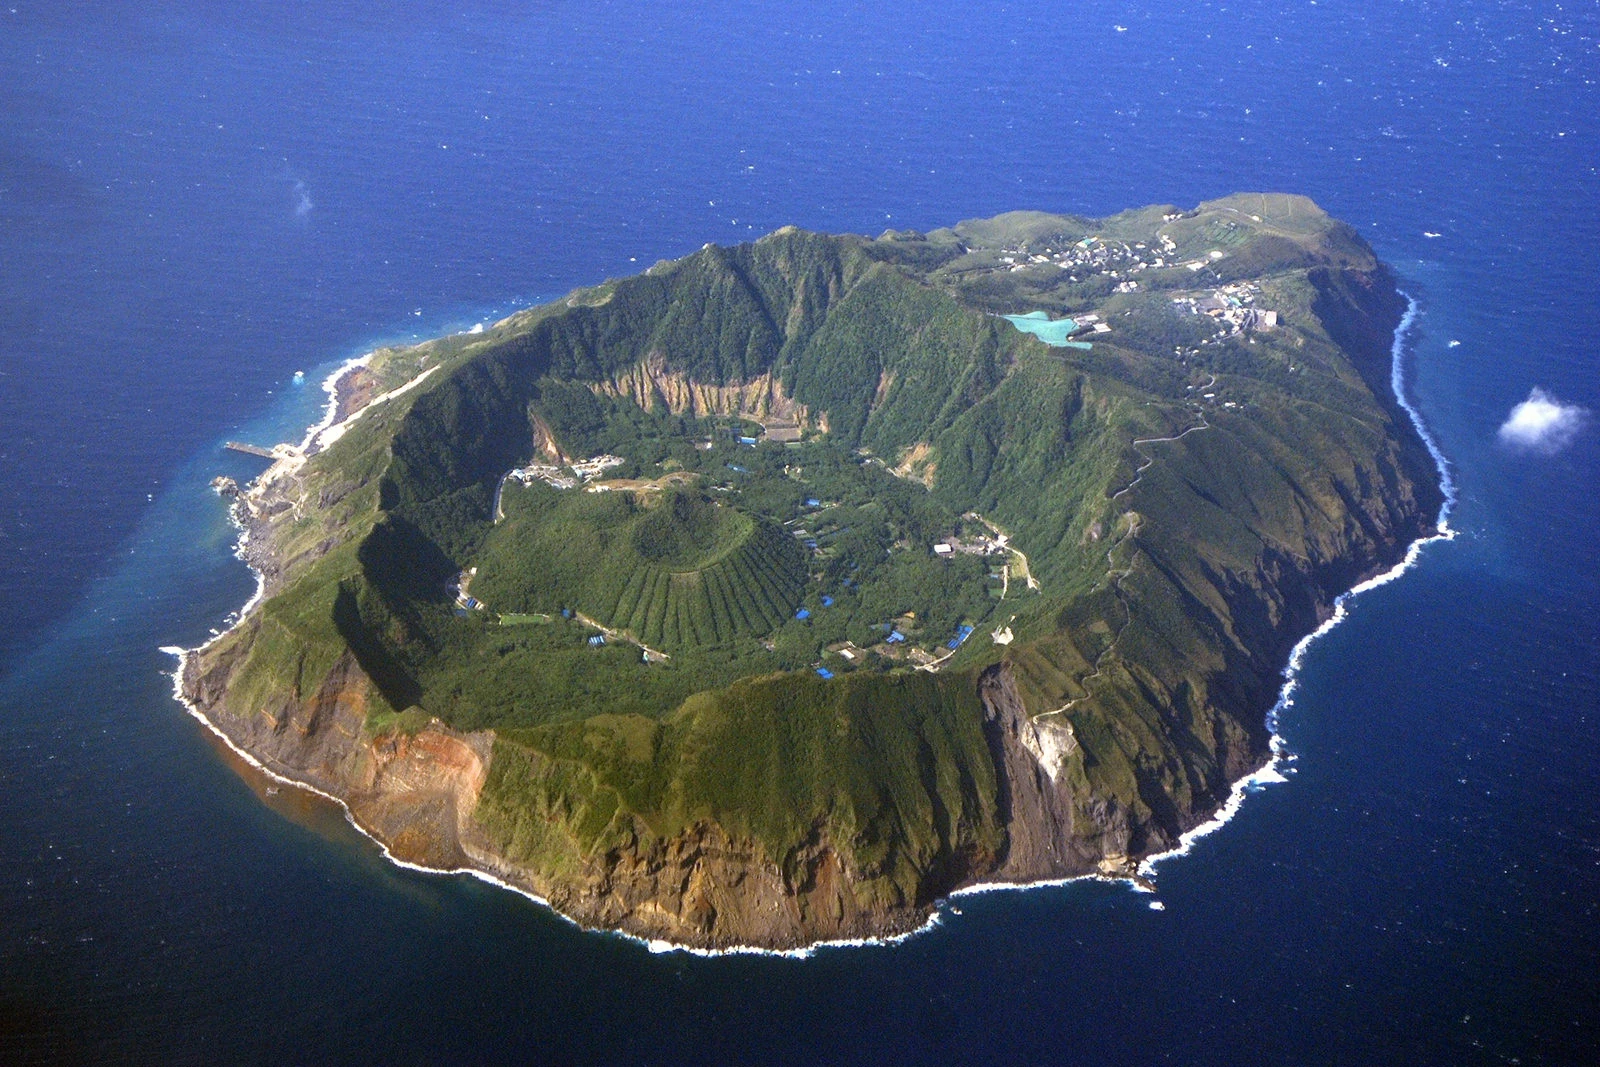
top-left (815, 667), bottom-right (834, 679)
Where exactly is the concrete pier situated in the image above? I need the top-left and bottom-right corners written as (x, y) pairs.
top-left (224, 441), bottom-right (276, 459)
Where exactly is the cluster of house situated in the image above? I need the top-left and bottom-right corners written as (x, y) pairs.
top-left (818, 616), bottom-right (975, 675)
top-left (1075, 313), bottom-right (1113, 336)
top-left (785, 498), bottom-right (834, 555)
top-left (507, 454), bottom-right (626, 491)
top-left (980, 229), bottom-right (1219, 294)
top-left (1171, 282), bottom-right (1279, 338)
top-left (449, 568), bottom-right (485, 612)
top-left (932, 534), bottom-right (1005, 558)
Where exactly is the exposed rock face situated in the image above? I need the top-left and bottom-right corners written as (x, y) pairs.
top-left (334, 366), bottom-right (378, 422)
top-left (593, 352), bottom-right (815, 428)
top-left (185, 642), bottom-right (491, 874)
top-left (184, 635), bottom-right (945, 948)
top-left (978, 666), bottom-right (1099, 879)
top-left (183, 636), bottom-right (1219, 947)
top-left (462, 812), bottom-right (934, 949)
top-left (528, 410), bottom-right (568, 465)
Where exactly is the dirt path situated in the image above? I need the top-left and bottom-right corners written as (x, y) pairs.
top-left (1036, 396), bottom-right (1215, 721)
top-left (574, 611), bottom-right (671, 663)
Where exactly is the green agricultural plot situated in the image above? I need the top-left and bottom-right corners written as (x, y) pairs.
top-left (477, 485), bottom-right (807, 648)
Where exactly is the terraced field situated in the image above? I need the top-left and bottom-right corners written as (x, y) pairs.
top-left (473, 486), bottom-right (806, 650)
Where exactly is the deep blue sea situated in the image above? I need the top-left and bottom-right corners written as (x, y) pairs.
top-left (3, 1), bottom-right (1597, 1063)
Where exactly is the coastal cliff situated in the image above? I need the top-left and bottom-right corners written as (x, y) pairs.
top-left (180, 196), bottom-right (1443, 950)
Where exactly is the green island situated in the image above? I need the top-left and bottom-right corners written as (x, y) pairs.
top-left (184, 193), bottom-right (1443, 950)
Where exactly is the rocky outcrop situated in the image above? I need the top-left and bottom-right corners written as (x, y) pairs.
top-left (593, 352), bottom-right (815, 428)
top-left (333, 366), bottom-right (378, 423)
top-left (183, 628), bottom-right (948, 948)
top-left (977, 667), bottom-right (1097, 879)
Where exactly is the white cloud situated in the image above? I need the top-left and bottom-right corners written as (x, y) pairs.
top-left (1497, 388), bottom-right (1588, 454)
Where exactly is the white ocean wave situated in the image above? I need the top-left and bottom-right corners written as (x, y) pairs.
top-left (1140, 293), bottom-right (1457, 879)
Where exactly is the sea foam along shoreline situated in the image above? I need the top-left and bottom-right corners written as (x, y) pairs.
top-left (658, 293), bottom-right (1462, 946)
top-left (206, 354), bottom-right (371, 634)
top-left (158, 643), bottom-right (946, 961)
top-left (166, 295), bottom-right (1456, 959)
top-left (1134, 293), bottom-right (1456, 882)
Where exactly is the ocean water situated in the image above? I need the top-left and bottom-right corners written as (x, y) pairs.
top-left (3, 1), bottom-right (1598, 1063)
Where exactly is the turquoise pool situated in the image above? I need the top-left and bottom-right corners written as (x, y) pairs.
top-left (1001, 311), bottom-right (1092, 349)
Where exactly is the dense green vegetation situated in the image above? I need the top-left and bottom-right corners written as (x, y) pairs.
top-left (211, 194), bottom-right (1442, 897)
top-left (477, 667), bottom-right (1004, 910)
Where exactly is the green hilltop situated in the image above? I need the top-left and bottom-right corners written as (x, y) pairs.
top-left (185, 194), bottom-right (1443, 948)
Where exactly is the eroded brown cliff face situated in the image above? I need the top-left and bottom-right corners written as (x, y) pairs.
top-left (183, 633), bottom-right (955, 947)
top-left (977, 667), bottom-right (1105, 881)
top-left (462, 813), bottom-right (938, 949)
top-left (184, 642), bottom-right (491, 874)
top-left (183, 621), bottom-right (1187, 948)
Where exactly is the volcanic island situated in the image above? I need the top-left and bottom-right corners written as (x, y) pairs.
top-left (182, 194), bottom-right (1443, 951)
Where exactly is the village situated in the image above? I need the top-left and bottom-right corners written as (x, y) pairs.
top-left (1170, 280), bottom-right (1279, 338)
top-left (984, 229), bottom-right (1187, 286)
top-left (952, 219), bottom-right (1287, 364)
top-left (966, 224), bottom-right (1250, 295)
top-left (783, 501), bottom-right (1033, 676)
